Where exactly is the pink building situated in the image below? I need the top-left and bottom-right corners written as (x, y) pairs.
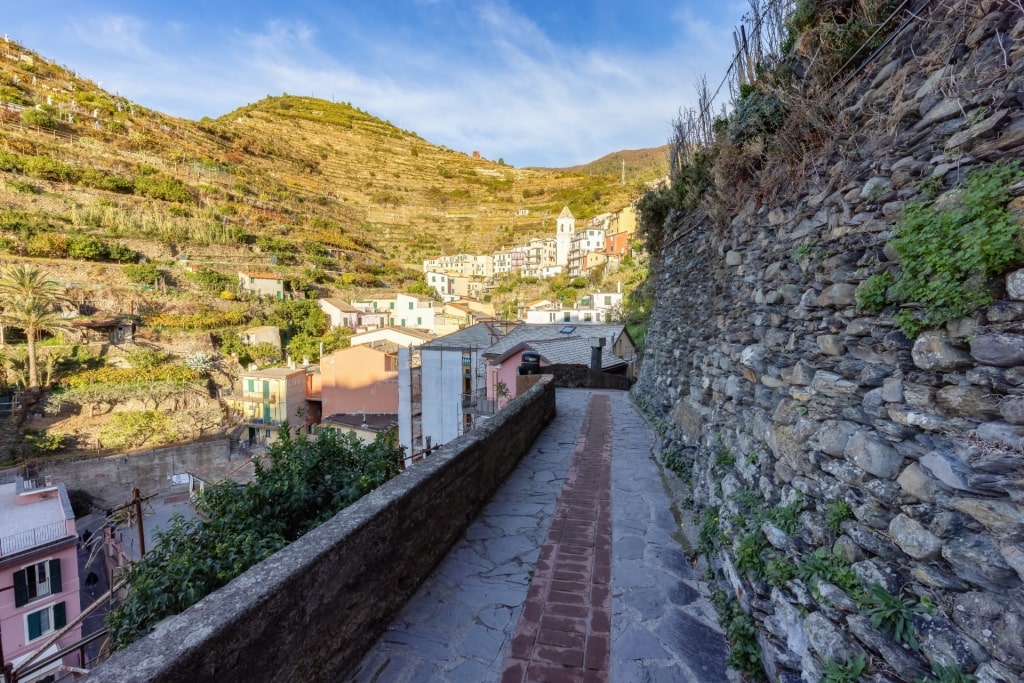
top-left (0, 477), bottom-right (82, 683)
top-left (320, 345), bottom-right (399, 417)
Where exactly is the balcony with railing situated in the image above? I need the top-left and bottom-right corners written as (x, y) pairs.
top-left (0, 519), bottom-right (75, 557)
top-left (460, 387), bottom-right (497, 416)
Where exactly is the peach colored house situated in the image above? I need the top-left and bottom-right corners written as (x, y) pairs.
top-left (0, 477), bottom-right (82, 683)
top-left (319, 345), bottom-right (399, 417)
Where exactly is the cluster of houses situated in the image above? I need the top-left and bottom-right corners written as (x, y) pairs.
top-left (224, 313), bottom-right (636, 466)
top-left (0, 205), bottom-right (641, 682)
top-left (422, 205), bottom-right (638, 303)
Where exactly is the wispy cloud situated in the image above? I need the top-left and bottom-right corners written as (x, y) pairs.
top-left (5, 1), bottom-right (743, 166)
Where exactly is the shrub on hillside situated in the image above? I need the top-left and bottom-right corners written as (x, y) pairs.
top-left (122, 262), bottom-right (160, 284)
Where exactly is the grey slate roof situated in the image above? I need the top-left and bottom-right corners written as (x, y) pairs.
top-left (423, 321), bottom-right (510, 350)
top-left (482, 323), bottom-right (627, 370)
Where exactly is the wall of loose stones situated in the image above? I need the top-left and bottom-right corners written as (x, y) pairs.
top-left (633, 2), bottom-right (1024, 682)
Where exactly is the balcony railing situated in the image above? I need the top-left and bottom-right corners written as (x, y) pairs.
top-left (461, 388), bottom-right (497, 416)
top-left (0, 519), bottom-right (73, 557)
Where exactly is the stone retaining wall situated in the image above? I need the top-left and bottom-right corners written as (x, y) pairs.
top-left (633, 2), bottom-right (1024, 681)
top-left (81, 376), bottom-right (555, 683)
top-left (34, 438), bottom-right (232, 508)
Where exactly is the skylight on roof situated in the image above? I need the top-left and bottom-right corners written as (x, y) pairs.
top-left (559, 325), bottom-right (576, 334)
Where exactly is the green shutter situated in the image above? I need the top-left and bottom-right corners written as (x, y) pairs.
top-left (245, 379), bottom-right (254, 392)
top-left (49, 559), bottom-right (62, 594)
top-left (53, 602), bottom-right (66, 629)
top-left (27, 610), bottom-right (42, 640)
top-left (13, 569), bottom-right (28, 607)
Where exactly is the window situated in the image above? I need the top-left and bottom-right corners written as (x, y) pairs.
top-left (25, 602), bottom-right (66, 641)
top-left (416, 317), bottom-right (422, 325)
top-left (14, 560), bottom-right (62, 607)
top-left (408, 302), bottom-right (414, 310)
top-left (604, 296), bottom-right (611, 306)
top-left (389, 302), bottom-right (395, 310)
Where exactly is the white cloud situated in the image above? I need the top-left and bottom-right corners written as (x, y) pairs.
top-left (9, 1), bottom-right (745, 166)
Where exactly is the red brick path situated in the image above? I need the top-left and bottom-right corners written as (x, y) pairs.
top-left (500, 394), bottom-right (613, 683)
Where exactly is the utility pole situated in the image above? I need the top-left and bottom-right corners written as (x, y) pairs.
top-left (132, 487), bottom-right (146, 557)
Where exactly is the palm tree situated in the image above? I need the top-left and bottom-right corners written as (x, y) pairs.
top-left (0, 264), bottom-right (70, 388)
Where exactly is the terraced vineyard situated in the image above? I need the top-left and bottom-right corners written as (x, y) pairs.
top-left (0, 39), bottom-right (668, 289)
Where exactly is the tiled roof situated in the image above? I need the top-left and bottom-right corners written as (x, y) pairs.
top-left (239, 272), bottom-right (281, 280)
top-left (482, 323), bottom-right (627, 370)
top-left (424, 321), bottom-right (506, 349)
top-left (320, 298), bottom-right (361, 313)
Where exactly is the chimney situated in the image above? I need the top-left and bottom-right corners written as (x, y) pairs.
top-left (589, 336), bottom-right (606, 371)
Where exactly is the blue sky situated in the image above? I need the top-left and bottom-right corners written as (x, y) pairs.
top-left (4, 1), bottom-right (745, 167)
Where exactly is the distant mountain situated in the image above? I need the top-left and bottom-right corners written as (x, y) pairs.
top-left (0, 40), bottom-right (660, 287)
top-left (543, 146), bottom-right (670, 186)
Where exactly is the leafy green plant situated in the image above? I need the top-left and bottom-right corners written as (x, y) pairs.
top-left (915, 663), bottom-right (978, 683)
top-left (734, 530), bottom-right (769, 574)
top-left (711, 591), bottom-right (765, 679)
top-left (822, 655), bottom-right (867, 683)
top-left (797, 548), bottom-right (860, 595)
top-left (125, 347), bottom-right (170, 370)
top-left (855, 272), bottom-right (893, 311)
top-left (24, 428), bottom-right (65, 455)
top-left (887, 162), bottom-right (1024, 336)
top-left (764, 554), bottom-right (796, 586)
top-left (861, 583), bottom-right (934, 651)
top-left (106, 427), bottom-right (403, 649)
top-left (699, 506), bottom-right (723, 558)
top-left (123, 262), bottom-right (161, 284)
top-left (98, 410), bottom-right (178, 449)
top-left (826, 500), bottom-right (854, 535)
top-left (766, 493), bottom-right (803, 535)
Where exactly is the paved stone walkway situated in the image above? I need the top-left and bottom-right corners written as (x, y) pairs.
top-left (349, 388), bottom-right (731, 682)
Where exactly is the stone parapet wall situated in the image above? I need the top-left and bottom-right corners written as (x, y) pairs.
top-left (633, 1), bottom-right (1024, 681)
top-left (81, 376), bottom-right (555, 683)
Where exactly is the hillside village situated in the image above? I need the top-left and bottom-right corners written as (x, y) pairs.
top-left (0, 30), bottom-right (659, 681)
top-left (5, 0), bottom-right (1023, 681)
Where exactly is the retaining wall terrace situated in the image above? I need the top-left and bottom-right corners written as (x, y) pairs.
top-left (633, 2), bottom-right (1024, 681)
top-left (82, 376), bottom-right (555, 683)
top-left (33, 438), bottom-right (232, 508)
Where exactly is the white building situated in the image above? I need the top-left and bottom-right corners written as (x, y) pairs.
top-left (523, 290), bottom-right (623, 324)
top-left (398, 322), bottom-right (509, 465)
top-left (422, 254), bottom-right (493, 279)
top-left (555, 206), bottom-right (575, 268)
top-left (567, 224), bottom-right (607, 278)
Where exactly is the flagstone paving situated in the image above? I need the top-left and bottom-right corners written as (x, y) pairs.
top-left (349, 388), bottom-right (732, 683)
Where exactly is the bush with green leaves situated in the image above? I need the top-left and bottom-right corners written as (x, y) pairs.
top-left (98, 410), bottom-right (178, 449)
top-left (67, 234), bottom-right (109, 261)
top-left (881, 162), bottom-right (1023, 336)
top-left (125, 347), bottom-right (169, 370)
top-left (24, 429), bottom-right (65, 455)
top-left (106, 427), bottom-right (403, 649)
top-left (123, 262), bottom-right (161, 284)
top-left (711, 590), bottom-right (764, 679)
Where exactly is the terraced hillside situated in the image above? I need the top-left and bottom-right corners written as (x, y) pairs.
top-left (0, 39), bottom-right (666, 284)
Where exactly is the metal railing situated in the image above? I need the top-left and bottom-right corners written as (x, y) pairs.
top-left (0, 519), bottom-right (73, 557)
top-left (461, 388), bottom-right (497, 416)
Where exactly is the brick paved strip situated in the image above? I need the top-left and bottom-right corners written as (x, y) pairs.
top-left (501, 394), bottom-right (613, 683)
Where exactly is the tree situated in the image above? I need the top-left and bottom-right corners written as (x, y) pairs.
top-left (0, 264), bottom-right (70, 388)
